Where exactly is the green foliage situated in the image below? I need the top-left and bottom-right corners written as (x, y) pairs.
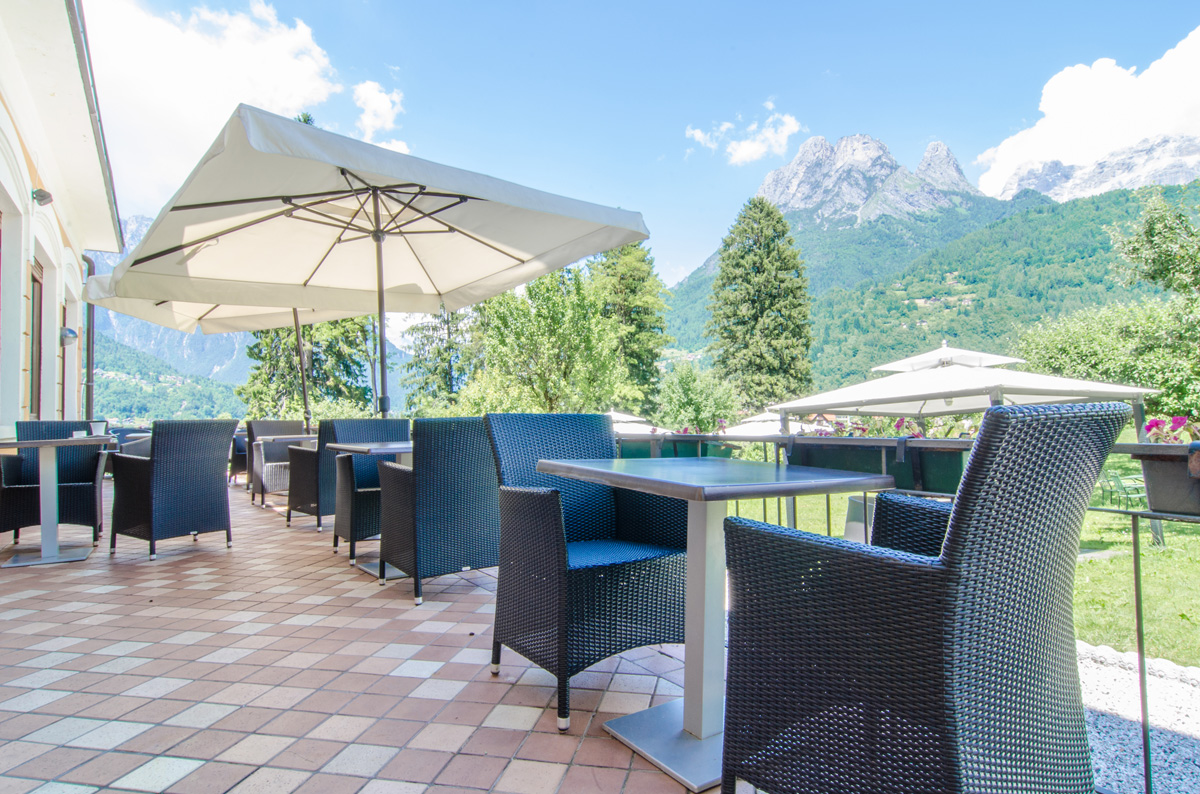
top-left (1108, 187), bottom-right (1200, 296)
top-left (1017, 296), bottom-right (1200, 417)
top-left (401, 305), bottom-right (478, 416)
top-left (707, 196), bottom-right (813, 408)
top-left (665, 190), bottom-right (1051, 352)
top-left (279, 396), bottom-right (376, 421)
top-left (654, 362), bottom-right (740, 432)
top-left (458, 269), bottom-right (636, 413)
top-left (237, 318), bottom-right (375, 419)
top-left (588, 242), bottom-right (673, 414)
top-left (94, 333), bottom-right (244, 423)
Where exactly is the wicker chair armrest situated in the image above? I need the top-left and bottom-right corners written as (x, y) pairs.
top-left (0, 454), bottom-right (21, 485)
top-left (870, 492), bottom-right (953, 557)
top-left (94, 451), bottom-right (109, 490)
top-left (497, 485), bottom-right (569, 572)
top-left (111, 453), bottom-right (154, 524)
top-left (378, 460), bottom-right (415, 558)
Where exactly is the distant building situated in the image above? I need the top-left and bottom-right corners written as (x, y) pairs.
top-left (0, 1), bottom-right (121, 435)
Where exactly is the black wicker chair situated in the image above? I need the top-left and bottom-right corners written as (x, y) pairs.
top-left (721, 403), bottom-right (1130, 794)
top-left (245, 420), bottom-right (303, 502)
top-left (377, 417), bottom-right (501, 603)
top-left (110, 420), bottom-right (239, 559)
top-left (229, 431), bottom-right (247, 484)
top-left (330, 418), bottom-right (410, 564)
top-left (287, 422), bottom-right (336, 529)
top-left (0, 421), bottom-right (106, 545)
top-left (484, 412), bottom-right (688, 731)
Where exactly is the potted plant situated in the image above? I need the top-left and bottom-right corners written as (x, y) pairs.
top-left (1133, 416), bottom-right (1200, 515)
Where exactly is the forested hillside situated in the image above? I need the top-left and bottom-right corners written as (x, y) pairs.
top-left (665, 190), bottom-right (1052, 352)
top-left (808, 187), bottom-right (1191, 388)
top-left (665, 182), bottom-right (1200, 393)
top-left (94, 334), bottom-right (245, 423)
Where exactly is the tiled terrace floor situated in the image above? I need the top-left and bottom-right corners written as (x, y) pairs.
top-left (0, 482), bottom-right (703, 794)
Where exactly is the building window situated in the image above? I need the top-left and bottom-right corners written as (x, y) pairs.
top-left (29, 261), bottom-right (43, 419)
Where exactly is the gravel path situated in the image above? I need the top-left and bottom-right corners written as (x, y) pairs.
top-left (1080, 641), bottom-right (1200, 793)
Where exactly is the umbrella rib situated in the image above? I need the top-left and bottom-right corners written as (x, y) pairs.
top-left (288, 205), bottom-right (375, 235)
top-left (302, 199), bottom-right (369, 288)
top-left (134, 192), bottom-right (370, 266)
top-left (173, 188), bottom-right (362, 211)
top-left (399, 204), bottom-right (525, 263)
top-left (377, 187), bottom-right (425, 233)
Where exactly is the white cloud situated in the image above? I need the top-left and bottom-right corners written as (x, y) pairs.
top-left (726, 113), bottom-right (802, 165)
top-left (85, 0), bottom-right (342, 216)
top-left (977, 25), bottom-right (1200, 196)
top-left (685, 109), bottom-right (802, 165)
top-left (353, 80), bottom-right (405, 143)
top-left (375, 139), bottom-right (411, 154)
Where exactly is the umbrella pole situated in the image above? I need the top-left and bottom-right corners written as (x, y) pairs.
top-left (292, 309), bottom-right (312, 433)
top-left (372, 188), bottom-right (389, 417)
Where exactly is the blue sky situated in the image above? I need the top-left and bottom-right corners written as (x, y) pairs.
top-left (84, 0), bottom-right (1200, 285)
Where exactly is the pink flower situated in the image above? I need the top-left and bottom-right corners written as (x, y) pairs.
top-left (1171, 416), bottom-right (1189, 431)
top-left (1145, 419), bottom-right (1166, 433)
top-left (894, 418), bottom-right (905, 431)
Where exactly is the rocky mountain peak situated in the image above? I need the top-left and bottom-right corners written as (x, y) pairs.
top-left (916, 141), bottom-right (980, 195)
top-left (999, 134), bottom-right (1200, 201)
top-left (757, 134), bottom-right (980, 230)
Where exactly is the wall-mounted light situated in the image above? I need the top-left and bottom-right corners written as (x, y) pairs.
top-left (32, 188), bottom-right (53, 206)
top-left (60, 328), bottom-right (78, 346)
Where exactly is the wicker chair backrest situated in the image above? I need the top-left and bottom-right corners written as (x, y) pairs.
top-left (148, 420), bottom-right (240, 493)
top-left (329, 419), bottom-right (410, 489)
top-left (939, 401), bottom-right (1128, 791)
top-left (245, 420), bottom-right (304, 446)
top-left (485, 413), bottom-right (617, 543)
top-left (413, 417), bottom-right (501, 562)
top-left (15, 420), bottom-right (96, 484)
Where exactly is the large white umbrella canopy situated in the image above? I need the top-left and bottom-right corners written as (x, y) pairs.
top-left (86, 275), bottom-right (358, 334)
top-left (106, 104), bottom-right (650, 413)
top-left (872, 341), bottom-right (1024, 372)
top-left (770, 364), bottom-right (1155, 419)
top-left (724, 412), bottom-right (820, 436)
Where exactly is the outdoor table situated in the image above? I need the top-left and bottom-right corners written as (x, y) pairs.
top-left (327, 441), bottom-right (413, 464)
top-left (535, 456), bottom-right (894, 792)
top-left (1, 435), bottom-right (114, 568)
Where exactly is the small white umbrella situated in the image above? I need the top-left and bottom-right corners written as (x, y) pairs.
top-left (771, 364), bottom-right (1155, 419)
top-left (872, 341), bottom-right (1024, 372)
top-left (106, 104), bottom-right (649, 415)
top-left (724, 412), bottom-right (819, 436)
top-left (606, 410), bottom-right (648, 424)
top-left (85, 274), bottom-right (360, 430)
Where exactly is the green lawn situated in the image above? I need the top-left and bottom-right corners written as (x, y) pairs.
top-left (725, 430), bottom-right (1200, 667)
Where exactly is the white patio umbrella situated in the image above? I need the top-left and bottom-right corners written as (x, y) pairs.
top-left (723, 412), bottom-right (820, 436)
top-left (85, 274), bottom-right (360, 430)
top-left (770, 364), bottom-right (1155, 419)
top-left (872, 340), bottom-right (1024, 372)
top-left (605, 410), bottom-right (648, 424)
top-left (105, 104), bottom-right (649, 415)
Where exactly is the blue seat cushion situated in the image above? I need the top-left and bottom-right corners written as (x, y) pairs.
top-left (566, 539), bottom-right (683, 570)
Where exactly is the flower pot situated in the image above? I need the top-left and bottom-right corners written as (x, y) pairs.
top-left (1136, 449), bottom-right (1200, 515)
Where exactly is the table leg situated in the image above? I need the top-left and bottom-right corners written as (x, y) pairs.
top-left (2, 446), bottom-right (93, 568)
top-left (602, 499), bottom-right (725, 791)
top-left (39, 445), bottom-right (60, 558)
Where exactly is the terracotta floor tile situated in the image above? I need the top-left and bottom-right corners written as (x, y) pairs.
top-left (432, 754), bottom-right (507, 789)
top-left (269, 738), bottom-right (346, 771)
top-left (375, 749), bottom-right (450, 784)
top-left (6, 746), bottom-right (99, 779)
top-left (560, 764), bottom-right (629, 794)
top-left (166, 760), bottom-right (256, 794)
top-left (515, 732), bottom-right (580, 764)
top-left (169, 729), bottom-right (247, 760)
top-left (58, 751), bottom-right (154, 786)
top-left (291, 772), bottom-right (365, 794)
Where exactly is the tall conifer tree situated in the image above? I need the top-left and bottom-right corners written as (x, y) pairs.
top-left (706, 196), bottom-right (813, 408)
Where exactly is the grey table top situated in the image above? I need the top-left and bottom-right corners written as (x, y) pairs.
top-left (0, 436), bottom-right (115, 449)
top-left (327, 441), bottom-right (414, 456)
top-left (536, 457), bottom-right (895, 502)
top-left (257, 434), bottom-right (317, 444)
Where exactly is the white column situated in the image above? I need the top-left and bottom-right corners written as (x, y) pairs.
top-left (683, 499), bottom-right (726, 739)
